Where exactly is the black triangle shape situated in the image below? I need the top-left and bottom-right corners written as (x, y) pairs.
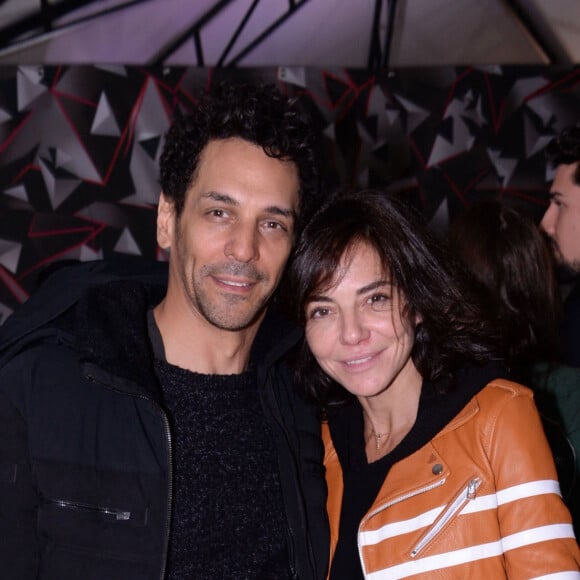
top-left (323, 74), bottom-right (352, 107)
top-left (140, 136), bottom-right (161, 160)
top-left (438, 116), bottom-right (454, 143)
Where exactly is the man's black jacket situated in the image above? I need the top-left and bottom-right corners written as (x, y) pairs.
top-left (0, 258), bottom-right (329, 579)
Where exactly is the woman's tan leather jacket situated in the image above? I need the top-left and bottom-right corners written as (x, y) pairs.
top-left (323, 379), bottom-right (580, 579)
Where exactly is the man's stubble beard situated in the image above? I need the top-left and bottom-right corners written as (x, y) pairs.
top-left (174, 220), bottom-right (275, 332)
top-left (189, 268), bottom-right (273, 331)
top-left (549, 238), bottom-right (580, 283)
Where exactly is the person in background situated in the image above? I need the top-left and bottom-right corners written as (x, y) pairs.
top-left (541, 124), bottom-right (580, 368)
top-left (284, 188), bottom-right (580, 579)
top-left (0, 82), bottom-right (329, 579)
top-left (449, 199), bottom-right (579, 533)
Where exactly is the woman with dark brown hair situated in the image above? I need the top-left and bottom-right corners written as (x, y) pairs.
top-left (284, 189), bottom-right (579, 579)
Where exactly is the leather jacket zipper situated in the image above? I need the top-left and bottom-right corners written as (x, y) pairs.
top-left (363, 478), bottom-right (447, 522)
top-left (410, 477), bottom-right (482, 557)
top-left (46, 498), bottom-right (131, 521)
top-left (358, 478), bottom-right (446, 565)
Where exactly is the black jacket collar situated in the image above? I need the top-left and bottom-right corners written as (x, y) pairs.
top-left (0, 258), bottom-right (303, 399)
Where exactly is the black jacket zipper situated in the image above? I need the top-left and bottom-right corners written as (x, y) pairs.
top-left (45, 498), bottom-right (132, 521)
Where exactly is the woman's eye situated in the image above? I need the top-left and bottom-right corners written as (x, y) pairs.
top-left (308, 307), bottom-right (329, 319)
top-left (369, 294), bottom-right (390, 310)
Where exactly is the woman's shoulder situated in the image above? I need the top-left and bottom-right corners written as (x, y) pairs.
top-left (437, 377), bottom-right (532, 437)
top-left (477, 377), bottom-right (534, 402)
top-left (459, 378), bottom-right (537, 427)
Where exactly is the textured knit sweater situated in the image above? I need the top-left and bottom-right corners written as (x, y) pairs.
top-left (154, 359), bottom-right (291, 579)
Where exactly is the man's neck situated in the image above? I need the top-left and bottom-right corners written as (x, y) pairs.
top-left (152, 297), bottom-right (262, 375)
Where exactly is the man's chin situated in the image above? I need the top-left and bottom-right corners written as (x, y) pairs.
top-left (202, 301), bottom-right (269, 332)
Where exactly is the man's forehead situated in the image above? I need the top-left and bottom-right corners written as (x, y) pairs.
top-left (551, 162), bottom-right (580, 191)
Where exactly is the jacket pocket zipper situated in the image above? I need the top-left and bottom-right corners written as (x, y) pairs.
top-left (410, 477), bottom-right (481, 557)
top-left (45, 498), bottom-right (132, 521)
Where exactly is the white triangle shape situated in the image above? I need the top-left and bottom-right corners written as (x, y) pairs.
top-left (55, 148), bottom-right (73, 169)
top-left (17, 67), bottom-right (48, 111)
top-left (277, 67), bottom-right (307, 88)
top-left (0, 239), bottom-right (22, 273)
top-left (4, 184), bottom-right (29, 202)
top-left (114, 228), bottom-right (141, 256)
top-left (91, 92), bottom-right (121, 137)
top-left (0, 107), bottom-right (12, 124)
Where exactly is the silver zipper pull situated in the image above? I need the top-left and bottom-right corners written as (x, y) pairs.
top-left (466, 477), bottom-right (481, 500)
top-left (410, 477), bottom-right (481, 558)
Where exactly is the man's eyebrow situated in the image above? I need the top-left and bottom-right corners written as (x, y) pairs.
top-left (202, 191), bottom-right (296, 220)
top-left (265, 206), bottom-right (296, 220)
top-left (202, 191), bottom-right (238, 205)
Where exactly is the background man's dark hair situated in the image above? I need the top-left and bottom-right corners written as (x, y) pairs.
top-left (159, 81), bottom-right (320, 231)
top-left (448, 200), bottom-right (561, 370)
top-left (546, 125), bottom-right (580, 184)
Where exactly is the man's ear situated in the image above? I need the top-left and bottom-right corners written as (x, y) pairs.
top-left (157, 192), bottom-right (175, 250)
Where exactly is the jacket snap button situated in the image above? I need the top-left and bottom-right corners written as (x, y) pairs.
top-left (432, 463), bottom-right (443, 475)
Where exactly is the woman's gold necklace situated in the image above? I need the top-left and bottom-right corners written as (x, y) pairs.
top-left (363, 411), bottom-right (390, 451)
top-left (370, 428), bottom-right (390, 451)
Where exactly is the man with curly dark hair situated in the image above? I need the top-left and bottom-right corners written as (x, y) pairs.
top-left (0, 82), bottom-right (328, 579)
top-left (541, 124), bottom-right (580, 367)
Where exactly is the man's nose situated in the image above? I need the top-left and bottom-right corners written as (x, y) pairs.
top-left (540, 203), bottom-right (555, 236)
top-left (225, 222), bottom-right (259, 263)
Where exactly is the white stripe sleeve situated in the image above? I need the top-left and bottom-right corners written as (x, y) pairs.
top-left (530, 573), bottom-right (580, 579)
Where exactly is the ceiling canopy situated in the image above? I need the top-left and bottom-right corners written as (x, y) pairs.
top-left (0, 0), bottom-right (579, 68)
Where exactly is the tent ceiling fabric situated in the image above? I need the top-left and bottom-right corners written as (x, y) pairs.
top-left (0, 0), bottom-right (579, 66)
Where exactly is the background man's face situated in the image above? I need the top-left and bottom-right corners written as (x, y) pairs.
top-left (541, 162), bottom-right (580, 277)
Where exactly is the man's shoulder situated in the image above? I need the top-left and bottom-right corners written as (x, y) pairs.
top-left (0, 258), bottom-right (168, 365)
top-left (563, 280), bottom-right (580, 312)
top-left (252, 306), bottom-right (303, 367)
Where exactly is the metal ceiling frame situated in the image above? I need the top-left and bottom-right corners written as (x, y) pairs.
top-left (0, 0), bottom-right (571, 67)
top-left (0, 0), bottom-right (316, 67)
top-left (148, 0), bottom-right (313, 67)
top-left (0, 0), bottom-right (149, 50)
top-left (366, 0), bottom-right (571, 69)
top-left (503, 0), bottom-right (572, 64)
top-left (367, 0), bottom-right (398, 70)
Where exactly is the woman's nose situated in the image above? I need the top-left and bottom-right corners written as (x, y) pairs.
top-left (340, 311), bottom-right (370, 345)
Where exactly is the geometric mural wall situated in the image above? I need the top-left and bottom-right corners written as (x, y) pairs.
top-left (1, 64), bottom-right (579, 321)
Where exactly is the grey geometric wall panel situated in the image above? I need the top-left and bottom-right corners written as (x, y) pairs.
top-left (1, 65), bottom-right (579, 321)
